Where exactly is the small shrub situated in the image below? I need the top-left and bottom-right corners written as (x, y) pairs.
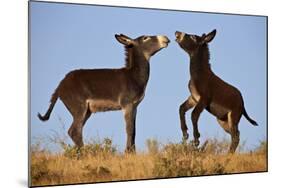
top-left (152, 140), bottom-right (233, 177)
top-left (255, 141), bottom-right (267, 154)
top-left (146, 138), bottom-right (160, 155)
top-left (62, 138), bottom-right (117, 159)
top-left (202, 138), bottom-right (230, 154)
top-left (153, 141), bottom-right (205, 177)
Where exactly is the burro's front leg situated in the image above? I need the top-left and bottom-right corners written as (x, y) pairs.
top-left (179, 96), bottom-right (196, 141)
top-left (191, 99), bottom-right (206, 147)
top-left (123, 104), bottom-right (137, 153)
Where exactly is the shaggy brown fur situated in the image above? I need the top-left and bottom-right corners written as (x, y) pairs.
top-left (38, 34), bottom-right (170, 153)
top-left (175, 29), bottom-right (257, 153)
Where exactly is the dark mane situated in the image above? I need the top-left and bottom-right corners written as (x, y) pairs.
top-left (124, 47), bottom-right (133, 68)
top-left (199, 44), bottom-right (211, 69)
top-left (190, 44), bottom-right (211, 76)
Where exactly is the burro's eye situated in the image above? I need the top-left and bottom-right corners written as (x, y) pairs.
top-left (143, 36), bottom-right (150, 41)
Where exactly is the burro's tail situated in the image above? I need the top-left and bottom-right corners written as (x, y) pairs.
top-left (38, 89), bottom-right (59, 121)
top-left (243, 106), bottom-right (258, 126)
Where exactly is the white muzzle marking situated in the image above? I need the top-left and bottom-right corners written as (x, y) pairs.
top-left (177, 32), bottom-right (185, 42)
top-left (157, 35), bottom-right (169, 48)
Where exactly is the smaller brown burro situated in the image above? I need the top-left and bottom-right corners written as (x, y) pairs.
top-left (175, 29), bottom-right (258, 153)
top-left (38, 34), bottom-right (170, 153)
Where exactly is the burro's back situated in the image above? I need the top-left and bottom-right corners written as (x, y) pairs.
top-left (38, 34), bottom-right (170, 153)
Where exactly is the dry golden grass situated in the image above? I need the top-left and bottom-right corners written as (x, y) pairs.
top-left (30, 138), bottom-right (267, 187)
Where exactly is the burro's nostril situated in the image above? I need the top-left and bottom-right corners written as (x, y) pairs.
top-left (162, 36), bottom-right (170, 43)
top-left (166, 37), bottom-right (170, 43)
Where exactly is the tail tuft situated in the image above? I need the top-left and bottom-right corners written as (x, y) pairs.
top-left (37, 113), bottom-right (50, 121)
top-left (248, 118), bottom-right (258, 126)
top-left (243, 107), bottom-right (258, 126)
top-left (38, 89), bottom-right (58, 122)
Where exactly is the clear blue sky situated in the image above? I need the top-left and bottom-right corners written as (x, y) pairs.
top-left (30, 1), bottom-right (267, 152)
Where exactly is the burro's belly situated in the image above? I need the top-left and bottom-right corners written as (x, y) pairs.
top-left (207, 102), bottom-right (229, 119)
top-left (87, 99), bottom-right (121, 113)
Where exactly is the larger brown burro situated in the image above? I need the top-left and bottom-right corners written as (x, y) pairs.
top-left (175, 29), bottom-right (258, 153)
top-left (38, 34), bottom-right (170, 153)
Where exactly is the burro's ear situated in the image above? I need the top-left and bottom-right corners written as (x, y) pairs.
top-left (203, 29), bottom-right (216, 43)
top-left (115, 34), bottom-right (134, 47)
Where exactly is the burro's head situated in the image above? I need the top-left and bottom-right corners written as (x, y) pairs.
top-left (115, 34), bottom-right (170, 60)
top-left (175, 29), bottom-right (216, 55)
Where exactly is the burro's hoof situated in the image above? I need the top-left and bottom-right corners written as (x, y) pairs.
top-left (183, 132), bottom-right (189, 141)
top-left (125, 145), bottom-right (136, 154)
top-left (191, 139), bottom-right (200, 147)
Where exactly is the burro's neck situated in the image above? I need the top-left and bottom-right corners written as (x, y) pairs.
top-left (189, 45), bottom-right (212, 80)
top-left (127, 48), bottom-right (150, 88)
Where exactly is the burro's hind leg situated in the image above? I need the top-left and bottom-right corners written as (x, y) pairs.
top-left (217, 118), bottom-right (231, 134)
top-left (228, 111), bottom-right (241, 153)
top-left (122, 104), bottom-right (137, 153)
top-left (179, 96), bottom-right (196, 141)
top-left (68, 104), bottom-right (91, 149)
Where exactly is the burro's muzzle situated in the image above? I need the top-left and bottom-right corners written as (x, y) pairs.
top-left (175, 31), bottom-right (185, 42)
top-left (157, 35), bottom-right (170, 48)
